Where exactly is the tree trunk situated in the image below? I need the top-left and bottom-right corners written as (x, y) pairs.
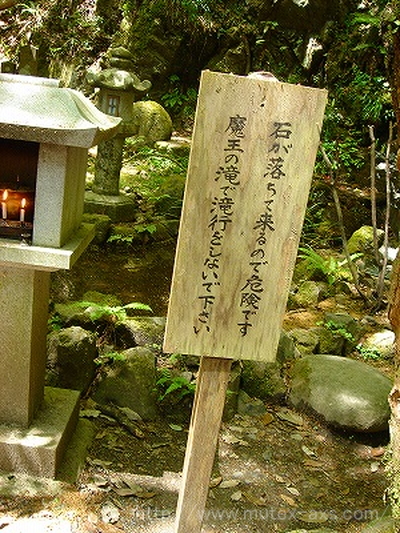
top-left (387, 7), bottom-right (400, 525)
top-left (388, 256), bottom-right (400, 524)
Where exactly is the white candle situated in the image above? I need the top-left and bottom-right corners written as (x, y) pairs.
top-left (20, 198), bottom-right (26, 223)
top-left (2, 190), bottom-right (8, 220)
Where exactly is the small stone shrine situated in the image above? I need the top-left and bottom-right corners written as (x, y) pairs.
top-left (0, 73), bottom-right (120, 477)
top-left (85, 46), bottom-right (151, 221)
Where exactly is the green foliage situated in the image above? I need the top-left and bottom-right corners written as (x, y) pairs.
top-left (123, 144), bottom-right (188, 183)
top-left (107, 224), bottom-right (158, 245)
top-left (320, 320), bottom-right (355, 342)
top-left (156, 368), bottom-right (196, 401)
top-left (106, 233), bottom-right (136, 245)
top-left (121, 145), bottom-right (188, 217)
top-left (301, 185), bottom-right (330, 246)
top-left (336, 66), bottom-right (393, 125)
top-left (356, 343), bottom-right (381, 361)
top-left (161, 75), bottom-right (198, 116)
top-left (317, 100), bottom-right (365, 177)
top-left (16, 0), bottom-right (107, 64)
top-left (48, 314), bottom-right (64, 332)
top-left (95, 350), bottom-right (126, 366)
top-left (77, 300), bottom-right (153, 323)
top-left (298, 247), bottom-right (362, 285)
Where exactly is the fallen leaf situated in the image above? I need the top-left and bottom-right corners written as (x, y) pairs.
top-left (209, 476), bottom-right (222, 488)
top-left (262, 412), bottom-right (275, 425)
top-left (120, 407), bottom-right (142, 422)
top-left (113, 479), bottom-right (156, 499)
top-left (371, 447), bottom-right (385, 458)
top-left (280, 494), bottom-right (297, 507)
top-left (287, 486), bottom-right (300, 497)
top-left (276, 409), bottom-right (304, 427)
top-left (274, 474), bottom-right (286, 483)
top-left (371, 461), bottom-right (380, 473)
top-left (101, 502), bottom-right (120, 524)
top-left (91, 459), bottom-right (113, 468)
top-left (151, 443), bottom-right (169, 449)
top-left (243, 491), bottom-right (267, 506)
top-left (303, 459), bottom-right (325, 469)
top-left (80, 409), bottom-right (101, 418)
top-left (93, 475), bottom-right (109, 488)
top-left (169, 424), bottom-right (183, 432)
top-left (137, 491), bottom-right (157, 499)
top-left (302, 445), bottom-right (317, 458)
top-left (222, 434), bottom-right (242, 445)
top-left (230, 490), bottom-right (242, 502)
top-left (113, 487), bottom-right (137, 497)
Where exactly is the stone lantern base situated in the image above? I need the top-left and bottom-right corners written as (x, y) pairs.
top-left (84, 191), bottom-right (137, 222)
top-left (0, 387), bottom-right (80, 478)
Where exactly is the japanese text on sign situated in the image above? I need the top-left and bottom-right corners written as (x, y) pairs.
top-left (194, 114), bottom-right (247, 334)
top-left (238, 121), bottom-right (293, 336)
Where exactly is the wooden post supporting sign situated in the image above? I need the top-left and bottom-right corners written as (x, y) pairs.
top-left (163, 70), bottom-right (327, 533)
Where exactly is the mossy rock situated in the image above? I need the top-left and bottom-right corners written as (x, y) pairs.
top-left (151, 174), bottom-right (185, 219)
top-left (289, 354), bottom-right (392, 432)
top-left (241, 360), bottom-right (286, 401)
top-left (131, 101), bottom-right (173, 144)
top-left (347, 225), bottom-right (384, 255)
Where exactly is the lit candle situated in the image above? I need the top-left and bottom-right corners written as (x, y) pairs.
top-left (2, 190), bottom-right (8, 220)
top-left (20, 198), bottom-right (26, 223)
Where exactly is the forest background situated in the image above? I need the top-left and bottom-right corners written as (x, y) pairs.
top-left (2, 0), bottom-right (400, 528)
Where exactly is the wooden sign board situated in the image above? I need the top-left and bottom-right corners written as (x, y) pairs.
top-left (164, 71), bottom-right (327, 362)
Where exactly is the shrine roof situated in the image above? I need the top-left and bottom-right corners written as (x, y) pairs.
top-left (0, 73), bottom-right (121, 147)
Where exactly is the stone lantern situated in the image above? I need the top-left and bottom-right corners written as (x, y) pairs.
top-left (0, 73), bottom-right (120, 478)
top-left (85, 47), bottom-right (151, 221)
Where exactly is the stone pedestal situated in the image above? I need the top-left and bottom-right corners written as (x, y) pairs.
top-left (0, 267), bottom-right (49, 426)
top-left (92, 137), bottom-right (125, 196)
top-left (0, 226), bottom-right (95, 477)
top-left (84, 191), bottom-right (136, 222)
top-left (0, 387), bottom-right (80, 478)
top-left (88, 135), bottom-right (137, 221)
top-left (0, 267), bottom-right (81, 477)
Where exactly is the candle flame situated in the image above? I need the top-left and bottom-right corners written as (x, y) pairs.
top-left (21, 198), bottom-right (26, 208)
top-left (2, 190), bottom-right (7, 201)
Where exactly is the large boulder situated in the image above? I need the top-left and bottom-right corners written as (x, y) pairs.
top-left (288, 328), bottom-right (320, 356)
top-left (359, 330), bottom-right (395, 360)
top-left (131, 100), bottom-right (173, 144)
top-left (347, 225), bottom-right (384, 255)
top-left (241, 360), bottom-right (286, 401)
top-left (46, 326), bottom-right (98, 393)
top-left (115, 316), bottom-right (166, 348)
top-left (93, 346), bottom-right (158, 420)
top-left (288, 354), bottom-right (392, 432)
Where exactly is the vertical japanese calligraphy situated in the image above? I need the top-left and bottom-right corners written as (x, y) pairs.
top-left (238, 121), bottom-right (293, 336)
top-left (164, 70), bottom-right (327, 362)
top-left (195, 115), bottom-right (247, 334)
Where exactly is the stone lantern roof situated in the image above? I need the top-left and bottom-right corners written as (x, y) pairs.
top-left (0, 73), bottom-right (121, 147)
top-left (86, 46), bottom-right (151, 96)
top-left (87, 68), bottom-right (151, 94)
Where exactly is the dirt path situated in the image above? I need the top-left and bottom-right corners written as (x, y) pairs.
top-left (0, 400), bottom-right (389, 533)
